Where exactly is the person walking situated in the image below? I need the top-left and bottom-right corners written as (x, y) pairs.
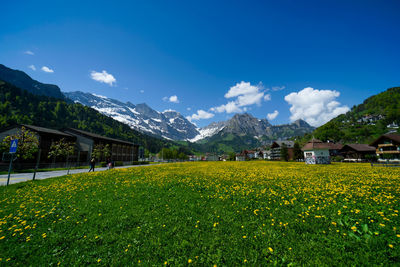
top-left (89, 158), bottom-right (96, 172)
top-left (107, 158), bottom-right (112, 170)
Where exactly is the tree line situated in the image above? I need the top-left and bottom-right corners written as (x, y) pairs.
top-left (0, 80), bottom-right (188, 153)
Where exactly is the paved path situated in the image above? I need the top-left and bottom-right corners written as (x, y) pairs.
top-left (0, 164), bottom-right (155, 186)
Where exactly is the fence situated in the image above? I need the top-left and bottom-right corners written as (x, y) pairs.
top-left (0, 161), bottom-right (90, 172)
top-left (370, 162), bottom-right (400, 168)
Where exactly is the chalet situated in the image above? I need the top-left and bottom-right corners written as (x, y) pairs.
top-left (63, 128), bottom-right (139, 163)
top-left (302, 138), bottom-right (331, 164)
top-left (370, 133), bottom-right (400, 161)
top-left (339, 144), bottom-right (375, 162)
top-left (339, 144), bottom-right (376, 162)
top-left (236, 151), bottom-right (247, 161)
top-left (327, 143), bottom-right (343, 157)
top-left (0, 124), bottom-right (76, 165)
top-left (270, 141), bottom-right (294, 160)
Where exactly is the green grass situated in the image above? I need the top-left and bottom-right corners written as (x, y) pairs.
top-left (0, 162), bottom-right (399, 265)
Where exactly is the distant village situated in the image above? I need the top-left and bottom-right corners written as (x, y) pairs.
top-left (188, 133), bottom-right (400, 165)
top-left (0, 124), bottom-right (399, 170)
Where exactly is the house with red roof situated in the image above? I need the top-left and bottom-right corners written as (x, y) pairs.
top-left (302, 138), bottom-right (331, 164)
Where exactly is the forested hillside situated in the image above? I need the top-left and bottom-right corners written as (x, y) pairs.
top-left (0, 80), bottom-right (180, 153)
top-left (305, 87), bottom-right (400, 144)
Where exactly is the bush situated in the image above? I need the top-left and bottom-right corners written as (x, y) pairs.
top-left (114, 161), bottom-right (123, 167)
top-left (364, 154), bottom-right (377, 162)
top-left (331, 155), bottom-right (344, 162)
top-left (131, 161), bottom-right (149, 165)
top-left (100, 162), bottom-right (107, 167)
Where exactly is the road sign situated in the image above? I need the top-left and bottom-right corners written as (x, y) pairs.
top-left (9, 139), bottom-right (18, 153)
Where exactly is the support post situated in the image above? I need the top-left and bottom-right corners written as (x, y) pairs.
top-left (67, 155), bottom-right (70, 175)
top-left (33, 149), bottom-right (41, 181)
top-left (6, 154), bottom-right (14, 186)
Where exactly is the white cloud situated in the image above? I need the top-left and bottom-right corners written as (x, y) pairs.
top-left (186, 109), bottom-right (214, 121)
top-left (271, 86), bottom-right (285, 91)
top-left (90, 70), bottom-right (116, 86)
top-left (140, 89), bottom-right (144, 93)
top-left (237, 92), bottom-right (264, 106)
top-left (211, 101), bottom-right (243, 114)
top-left (163, 95), bottom-right (179, 103)
top-left (41, 66), bottom-right (54, 73)
top-left (24, 50), bottom-right (34, 55)
top-left (28, 65), bottom-right (36, 71)
top-left (186, 107), bottom-right (191, 111)
top-left (169, 95), bottom-right (179, 103)
top-left (284, 87), bottom-right (350, 127)
top-left (224, 81), bottom-right (260, 98)
top-left (267, 110), bottom-right (279, 120)
top-left (211, 81), bottom-right (270, 114)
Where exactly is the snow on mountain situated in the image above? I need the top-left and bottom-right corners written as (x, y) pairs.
top-left (189, 121), bottom-right (227, 142)
top-left (64, 92), bottom-right (314, 143)
top-left (64, 91), bottom-right (200, 141)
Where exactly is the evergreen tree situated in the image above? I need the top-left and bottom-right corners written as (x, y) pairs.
top-left (280, 144), bottom-right (289, 162)
top-left (293, 142), bottom-right (303, 161)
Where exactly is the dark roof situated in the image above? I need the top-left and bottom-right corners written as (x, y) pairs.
top-left (370, 134), bottom-right (400, 147)
top-left (63, 128), bottom-right (135, 146)
top-left (1, 124), bottom-right (74, 138)
top-left (302, 139), bottom-right (331, 150)
top-left (326, 143), bottom-right (343, 150)
top-left (339, 144), bottom-right (376, 152)
top-left (271, 141), bottom-right (294, 148)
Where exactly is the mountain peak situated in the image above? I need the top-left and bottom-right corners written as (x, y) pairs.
top-left (292, 119), bottom-right (311, 128)
top-left (0, 64), bottom-right (65, 100)
top-left (65, 91), bottom-right (199, 141)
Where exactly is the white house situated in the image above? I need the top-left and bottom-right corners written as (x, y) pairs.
top-left (302, 138), bottom-right (331, 164)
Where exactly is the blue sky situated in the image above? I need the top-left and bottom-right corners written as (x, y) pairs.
top-left (1, 0), bottom-right (399, 127)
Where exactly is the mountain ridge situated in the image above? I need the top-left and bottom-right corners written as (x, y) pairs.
top-left (64, 91), bottom-right (199, 141)
top-left (0, 64), bottom-right (65, 100)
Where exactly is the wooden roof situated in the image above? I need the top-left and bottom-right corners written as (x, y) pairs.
top-left (339, 144), bottom-right (376, 152)
top-left (1, 124), bottom-right (74, 138)
top-left (302, 139), bottom-right (331, 150)
top-left (63, 128), bottom-right (135, 146)
top-left (370, 133), bottom-right (400, 147)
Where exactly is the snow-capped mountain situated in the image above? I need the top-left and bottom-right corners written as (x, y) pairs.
top-left (64, 91), bottom-right (199, 140)
top-left (189, 121), bottom-right (227, 142)
top-left (64, 92), bottom-right (314, 144)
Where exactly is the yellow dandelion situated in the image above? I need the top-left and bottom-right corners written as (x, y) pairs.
top-left (188, 259), bottom-right (192, 264)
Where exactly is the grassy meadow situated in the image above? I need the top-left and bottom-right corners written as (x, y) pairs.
top-left (0, 161), bottom-right (399, 265)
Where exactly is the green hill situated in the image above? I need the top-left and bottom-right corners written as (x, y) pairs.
top-left (0, 80), bottom-right (181, 153)
top-left (0, 64), bottom-right (66, 100)
top-left (308, 87), bottom-right (400, 144)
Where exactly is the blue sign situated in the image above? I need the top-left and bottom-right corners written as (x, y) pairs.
top-left (9, 139), bottom-right (18, 153)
